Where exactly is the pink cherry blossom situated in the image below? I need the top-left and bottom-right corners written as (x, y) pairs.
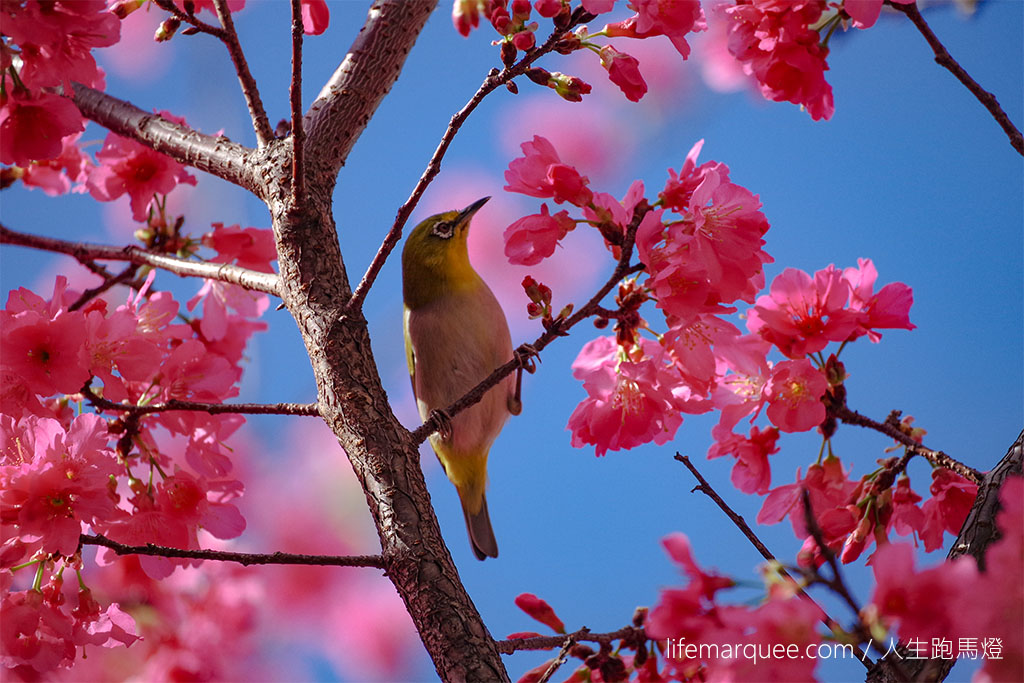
top-left (662, 532), bottom-right (734, 600)
top-left (2, 0), bottom-right (119, 92)
top-left (0, 414), bottom-right (120, 556)
top-left (605, 0), bottom-right (706, 59)
top-left (868, 542), bottom-right (977, 643)
top-left (452, 0), bottom-right (484, 36)
top-left (19, 132), bottom-right (93, 196)
top-left (503, 204), bottom-right (576, 265)
top-left (724, 0), bottom-right (835, 120)
top-left (842, 257), bottom-right (915, 342)
top-left (707, 425), bottom-right (780, 495)
top-left (1, 298), bottom-right (90, 398)
top-left (0, 91), bottom-right (85, 166)
top-left (843, 0), bottom-right (914, 30)
top-left (504, 135), bottom-right (593, 206)
top-left (598, 45), bottom-right (648, 102)
top-left (763, 358), bottom-right (827, 432)
top-left (567, 337), bottom-right (686, 456)
top-left (86, 111), bottom-right (198, 222)
top-left (659, 138), bottom-right (730, 211)
top-left (748, 265), bottom-right (861, 358)
top-left (919, 467), bottom-right (978, 552)
top-left (758, 456), bottom-right (858, 539)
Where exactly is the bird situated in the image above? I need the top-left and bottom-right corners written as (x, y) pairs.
top-left (402, 196), bottom-right (520, 560)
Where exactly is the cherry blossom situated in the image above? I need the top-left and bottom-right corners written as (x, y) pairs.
top-left (604, 0), bottom-right (706, 58)
top-left (503, 204), bottom-right (576, 265)
top-left (504, 135), bottom-right (593, 206)
top-left (763, 358), bottom-right (827, 432)
top-left (598, 45), bottom-right (648, 102)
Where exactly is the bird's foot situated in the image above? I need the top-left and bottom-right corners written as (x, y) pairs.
top-left (428, 408), bottom-right (453, 441)
top-left (513, 343), bottom-right (540, 374)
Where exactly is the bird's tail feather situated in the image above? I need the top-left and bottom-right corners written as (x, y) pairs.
top-left (461, 493), bottom-right (498, 561)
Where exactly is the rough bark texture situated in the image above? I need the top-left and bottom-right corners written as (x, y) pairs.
top-left (866, 431), bottom-right (1023, 683)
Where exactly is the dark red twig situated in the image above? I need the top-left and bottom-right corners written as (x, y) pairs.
top-left (82, 383), bottom-right (319, 417)
top-left (891, 1), bottom-right (1023, 156)
top-left (211, 0), bottom-right (274, 146)
top-left (80, 533), bottom-right (384, 568)
top-left (835, 405), bottom-right (983, 483)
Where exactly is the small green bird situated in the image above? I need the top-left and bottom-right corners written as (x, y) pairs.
top-left (402, 196), bottom-right (520, 560)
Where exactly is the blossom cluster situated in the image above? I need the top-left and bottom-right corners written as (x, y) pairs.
top-left (501, 134), bottom-right (973, 572)
top-left (1, 222), bottom-right (273, 676)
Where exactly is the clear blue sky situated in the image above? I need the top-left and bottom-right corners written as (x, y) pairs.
top-left (1, 1), bottom-right (1020, 681)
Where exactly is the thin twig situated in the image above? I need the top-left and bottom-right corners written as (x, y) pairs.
top-left (537, 633), bottom-right (579, 683)
top-left (212, 0), bottom-right (274, 147)
top-left (344, 15), bottom-right (594, 315)
top-left (0, 223), bottom-right (281, 296)
top-left (800, 489), bottom-right (865, 619)
top-left (82, 383), bottom-right (319, 417)
top-left (495, 626), bottom-right (642, 655)
top-left (674, 454), bottom-right (875, 670)
top-left (69, 264), bottom-right (140, 311)
top-left (835, 405), bottom-right (983, 483)
top-left (80, 533), bottom-right (385, 568)
top-left (409, 203), bottom-right (647, 445)
top-left (289, 0), bottom-right (305, 206)
top-left (891, 1), bottom-right (1023, 156)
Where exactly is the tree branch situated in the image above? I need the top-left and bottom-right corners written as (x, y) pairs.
top-left (891, 1), bottom-right (1023, 156)
top-left (212, 0), bottom-right (275, 147)
top-left (410, 204), bottom-right (646, 445)
top-left (495, 626), bottom-right (644, 655)
top-left (69, 83), bottom-right (261, 193)
top-left (345, 14), bottom-right (598, 314)
top-left (82, 383), bottom-right (318, 417)
top-left (835, 405), bottom-right (983, 483)
top-left (80, 533), bottom-right (385, 568)
top-left (289, 0), bottom-right (306, 207)
top-left (0, 223), bottom-right (281, 296)
top-left (303, 0), bottom-right (437, 185)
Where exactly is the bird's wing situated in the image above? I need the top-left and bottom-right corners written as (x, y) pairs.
top-left (403, 305), bottom-right (417, 400)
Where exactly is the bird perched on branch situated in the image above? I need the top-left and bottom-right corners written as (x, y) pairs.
top-left (402, 196), bottom-right (521, 560)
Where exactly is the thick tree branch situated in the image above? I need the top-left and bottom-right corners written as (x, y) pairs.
top-left (891, 1), bottom-right (1023, 156)
top-left (411, 205), bottom-right (647, 445)
top-left (0, 223), bottom-right (281, 296)
top-left (265, 2), bottom-right (509, 678)
top-left (835, 405), bottom-right (983, 483)
top-left (303, 0), bottom-right (437, 185)
top-left (69, 83), bottom-right (261, 193)
top-left (80, 533), bottom-right (384, 568)
top-left (345, 13), bottom-right (598, 314)
top-left (212, 0), bottom-right (275, 147)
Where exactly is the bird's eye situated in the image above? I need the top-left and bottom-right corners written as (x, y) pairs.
top-left (431, 221), bottom-right (455, 240)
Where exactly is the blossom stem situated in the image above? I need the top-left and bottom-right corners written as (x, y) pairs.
top-left (8, 558), bottom-right (43, 573)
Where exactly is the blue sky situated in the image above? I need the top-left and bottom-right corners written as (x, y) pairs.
top-left (1, 1), bottom-right (1021, 680)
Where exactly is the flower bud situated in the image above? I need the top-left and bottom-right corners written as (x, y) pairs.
top-left (525, 67), bottom-right (551, 86)
top-left (110, 0), bottom-right (145, 19)
top-left (155, 17), bottom-right (181, 42)
top-left (500, 40), bottom-right (517, 67)
top-left (547, 71), bottom-right (591, 102)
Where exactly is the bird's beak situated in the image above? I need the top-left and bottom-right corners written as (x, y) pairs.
top-left (457, 196), bottom-right (490, 224)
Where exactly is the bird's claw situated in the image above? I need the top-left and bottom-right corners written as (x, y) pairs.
top-left (429, 409), bottom-right (453, 441)
top-left (514, 343), bottom-right (540, 374)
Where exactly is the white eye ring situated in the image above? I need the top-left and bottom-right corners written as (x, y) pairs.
top-left (431, 221), bottom-right (455, 239)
